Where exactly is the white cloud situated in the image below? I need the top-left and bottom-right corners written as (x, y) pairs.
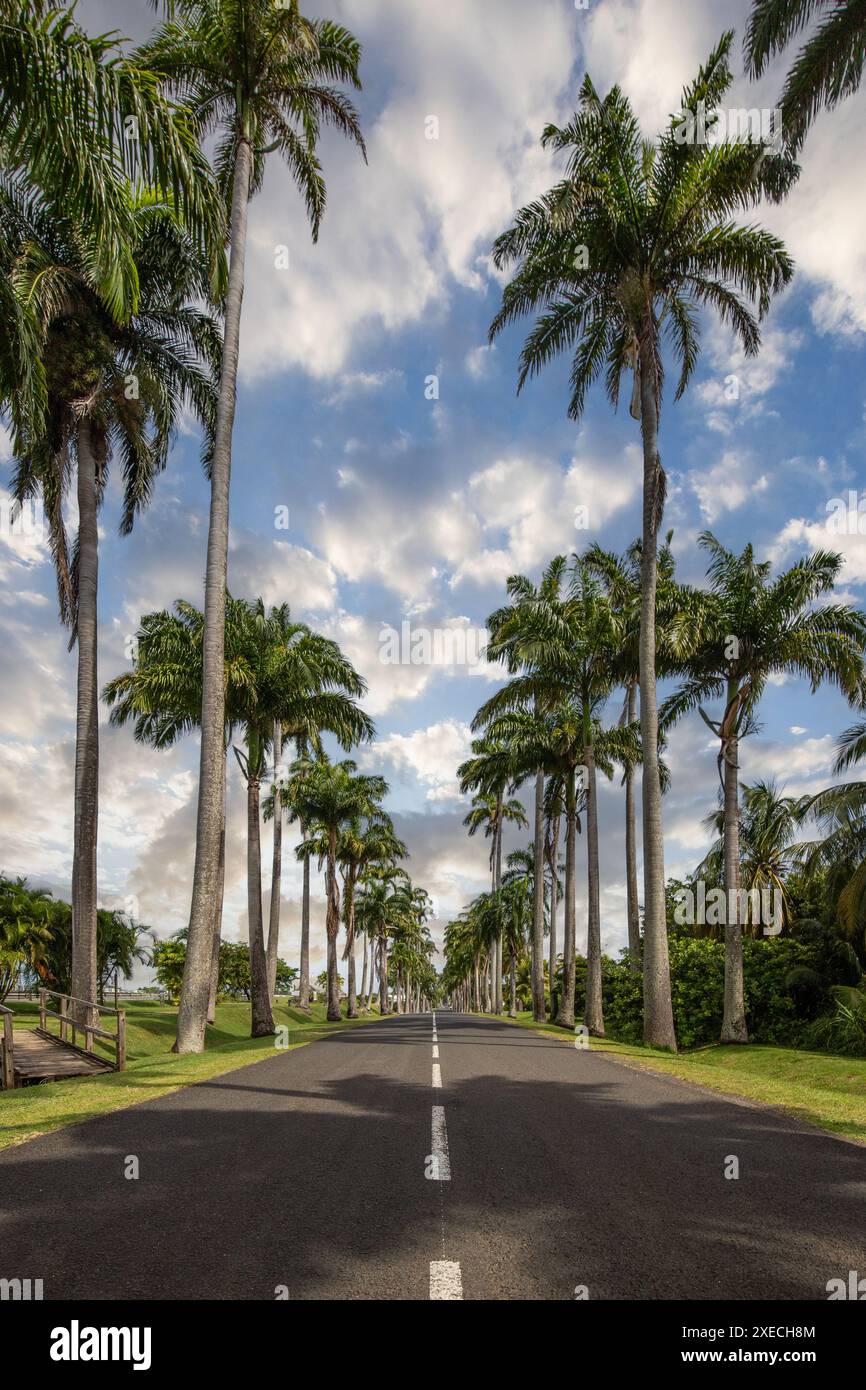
top-left (235, 0), bottom-right (577, 380)
top-left (686, 449), bottom-right (770, 524)
top-left (362, 719), bottom-right (472, 803)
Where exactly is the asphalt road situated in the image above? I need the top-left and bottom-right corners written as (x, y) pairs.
top-left (1, 1011), bottom-right (863, 1300)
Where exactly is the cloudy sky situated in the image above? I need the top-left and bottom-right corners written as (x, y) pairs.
top-left (2, 0), bottom-right (866, 985)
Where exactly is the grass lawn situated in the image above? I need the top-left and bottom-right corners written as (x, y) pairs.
top-left (478, 1010), bottom-right (866, 1144)
top-left (0, 997), bottom-right (380, 1152)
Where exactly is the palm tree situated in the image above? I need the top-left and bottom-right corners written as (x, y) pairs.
top-left (795, 722), bottom-right (866, 952)
top-left (138, 0), bottom-right (367, 1054)
top-left (104, 595), bottom-right (255, 1025)
top-left (8, 196), bottom-right (219, 1016)
top-left (0, 0), bottom-right (222, 323)
top-left (745, 0), bottom-right (866, 150)
top-left (488, 33), bottom-right (797, 1048)
top-left (234, 600), bottom-right (371, 1034)
top-left (337, 818), bottom-right (407, 1017)
top-left (697, 779), bottom-right (809, 934)
top-left (356, 864), bottom-right (411, 1015)
top-left (481, 557), bottom-right (570, 1022)
top-left (292, 759), bottom-right (386, 1021)
top-left (661, 533), bottom-right (866, 1041)
top-left (457, 755), bottom-right (527, 1013)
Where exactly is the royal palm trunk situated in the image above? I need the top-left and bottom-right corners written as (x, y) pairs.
top-left (531, 767), bottom-right (546, 1021)
top-left (378, 934), bottom-right (387, 1014)
top-left (547, 813), bottom-right (560, 1018)
top-left (176, 137), bottom-right (253, 1053)
top-left (265, 721), bottom-right (282, 999)
top-left (247, 768), bottom-right (274, 1036)
top-left (584, 751), bottom-right (604, 1035)
top-left (721, 711), bottom-right (748, 1042)
top-left (493, 792), bottom-right (503, 1013)
top-left (71, 420), bottom-right (100, 1020)
top-left (359, 932), bottom-right (368, 1006)
top-left (637, 325), bottom-right (676, 1051)
top-left (206, 754), bottom-right (227, 1025)
top-left (325, 829), bottom-right (342, 1021)
top-left (557, 770), bottom-right (577, 1027)
top-left (344, 873), bottom-right (358, 1018)
top-left (624, 680), bottom-right (642, 971)
top-left (298, 817), bottom-right (312, 1008)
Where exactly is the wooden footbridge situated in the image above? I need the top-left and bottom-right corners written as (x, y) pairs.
top-left (1, 990), bottom-right (125, 1089)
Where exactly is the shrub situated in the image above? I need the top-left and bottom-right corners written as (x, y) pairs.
top-left (600, 935), bottom-right (827, 1049)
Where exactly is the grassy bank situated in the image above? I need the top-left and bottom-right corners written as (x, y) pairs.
top-left (478, 1011), bottom-right (866, 1143)
top-left (0, 998), bottom-right (379, 1152)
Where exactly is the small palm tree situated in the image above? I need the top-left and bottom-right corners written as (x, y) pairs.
top-left (489, 33), bottom-right (797, 1048)
top-left (697, 779), bottom-right (809, 935)
top-left (138, 0), bottom-right (367, 1054)
top-left (745, 0), bottom-right (866, 150)
top-left (292, 758), bottom-right (386, 1021)
top-left (662, 533), bottom-right (866, 1041)
top-left (796, 723), bottom-right (866, 951)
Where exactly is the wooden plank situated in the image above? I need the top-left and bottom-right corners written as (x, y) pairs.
top-left (11, 1028), bottom-right (114, 1082)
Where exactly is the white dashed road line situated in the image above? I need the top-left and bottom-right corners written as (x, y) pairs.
top-left (429, 1260), bottom-right (463, 1300)
top-left (432, 1062), bottom-right (442, 1088)
top-left (432, 1043), bottom-right (439, 1059)
top-left (430, 1105), bottom-right (451, 1180)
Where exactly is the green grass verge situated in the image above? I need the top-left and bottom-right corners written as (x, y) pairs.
top-left (0, 998), bottom-right (381, 1152)
top-left (476, 1010), bottom-right (866, 1143)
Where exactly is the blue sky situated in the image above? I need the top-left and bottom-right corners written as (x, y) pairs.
top-left (2, 0), bottom-right (866, 983)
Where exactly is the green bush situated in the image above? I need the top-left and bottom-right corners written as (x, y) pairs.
top-left (600, 936), bottom-right (827, 1049)
top-left (804, 988), bottom-right (866, 1056)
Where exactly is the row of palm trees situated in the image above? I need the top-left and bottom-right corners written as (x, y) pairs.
top-left (102, 593), bottom-right (435, 1029)
top-left (444, 5), bottom-right (866, 1048)
top-left (3, 2), bottom-right (866, 1048)
top-left (443, 530), bottom-right (866, 1047)
top-left (0, 1), bottom-right (367, 1042)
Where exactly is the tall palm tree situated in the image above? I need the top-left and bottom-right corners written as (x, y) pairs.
top-left (104, 595), bottom-right (252, 1024)
top-left (481, 557), bottom-right (570, 1022)
top-left (292, 759), bottom-right (386, 1021)
top-left (309, 814), bottom-right (406, 1017)
top-left (661, 533), bottom-right (866, 1041)
top-left (356, 864), bottom-right (410, 1015)
top-left (139, 0), bottom-right (367, 1053)
top-left (543, 777), bottom-right (566, 1011)
top-left (234, 600), bottom-right (371, 1034)
top-left (457, 758), bottom-right (527, 1013)
top-left (488, 33), bottom-right (797, 1048)
top-left (8, 196), bottom-right (219, 1016)
top-left (585, 535), bottom-right (687, 973)
top-left (745, 0), bottom-right (866, 150)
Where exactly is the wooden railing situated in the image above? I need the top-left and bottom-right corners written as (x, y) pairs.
top-left (37, 989), bottom-right (126, 1073)
top-left (0, 1004), bottom-right (13, 1090)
